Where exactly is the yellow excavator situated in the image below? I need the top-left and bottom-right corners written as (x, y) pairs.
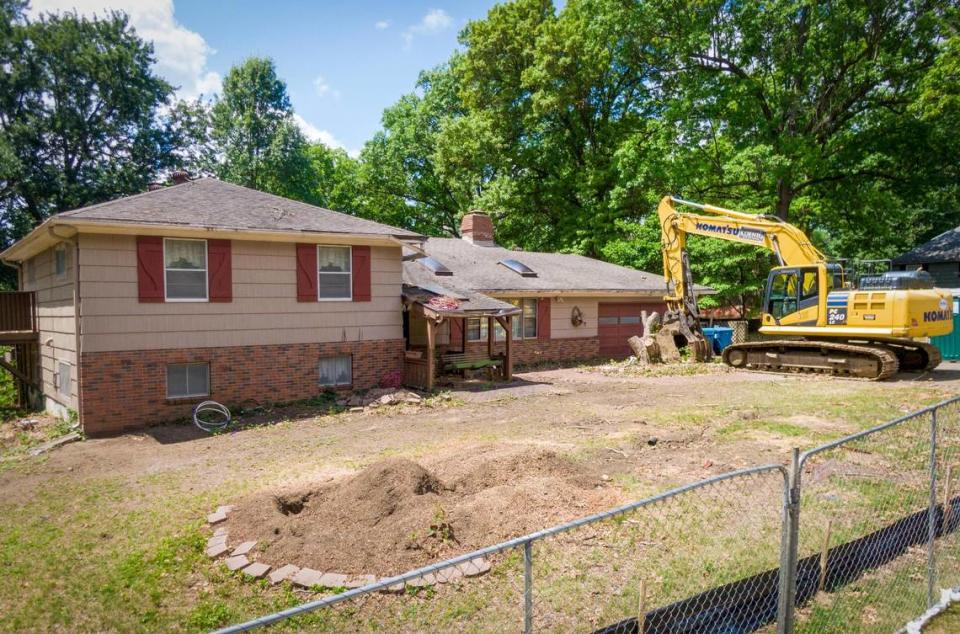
top-left (651, 196), bottom-right (954, 380)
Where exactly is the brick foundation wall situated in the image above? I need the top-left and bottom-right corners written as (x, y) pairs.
top-left (79, 339), bottom-right (405, 435)
top-left (461, 336), bottom-right (600, 366)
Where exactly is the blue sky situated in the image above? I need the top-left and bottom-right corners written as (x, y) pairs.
top-left (28, 1), bottom-right (502, 154)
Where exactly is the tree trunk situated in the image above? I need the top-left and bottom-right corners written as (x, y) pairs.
top-left (775, 179), bottom-right (794, 220)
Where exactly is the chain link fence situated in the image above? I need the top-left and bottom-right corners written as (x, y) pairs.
top-left (215, 395), bottom-right (960, 634)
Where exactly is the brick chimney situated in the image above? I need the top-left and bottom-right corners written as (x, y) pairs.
top-left (170, 170), bottom-right (191, 185)
top-left (460, 211), bottom-right (495, 246)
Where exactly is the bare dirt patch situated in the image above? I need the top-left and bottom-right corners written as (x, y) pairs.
top-left (225, 447), bottom-right (619, 575)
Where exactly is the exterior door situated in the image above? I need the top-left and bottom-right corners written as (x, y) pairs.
top-left (598, 302), bottom-right (665, 358)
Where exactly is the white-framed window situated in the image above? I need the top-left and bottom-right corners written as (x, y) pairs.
top-left (166, 363), bottom-right (210, 399)
top-left (164, 238), bottom-right (208, 301)
top-left (466, 298), bottom-right (537, 341)
top-left (54, 244), bottom-right (67, 278)
top-left (466, 317), bottom-right (506, 342)
top-left (319, 355), bottom-right (352, 387)
top-left (57, 361), bottom-right (71, 395)
top-left (317, 245), bottom-right (352, 300)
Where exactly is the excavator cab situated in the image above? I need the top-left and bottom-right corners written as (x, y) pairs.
top-left (762, 265), bottom-right (824, 325)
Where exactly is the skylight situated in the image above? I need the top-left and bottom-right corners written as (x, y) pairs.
top-left (419, 256), bottom-right (453, 276)
top-left (499, 259), bottom-right (537, 277)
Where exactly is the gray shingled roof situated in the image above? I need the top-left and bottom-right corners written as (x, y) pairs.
top-left (893, 226), bottom-right (960, 265)
top-left (56, 178), bottom-right (423, 239)
top-left (403, 237), bottom-right (669, 294)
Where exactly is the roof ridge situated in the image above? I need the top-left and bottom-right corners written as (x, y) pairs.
top-left (204, 178), bottom-right (405, 231)
top-left (57, 178), bottom-right (196, 218)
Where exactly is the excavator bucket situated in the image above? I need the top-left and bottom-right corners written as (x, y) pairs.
top-left (628, 310), bottom-right (712, 364)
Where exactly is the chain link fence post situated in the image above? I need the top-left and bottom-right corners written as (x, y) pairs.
top-left (777, 448), bottom-right (800, 634)
top-left (928, 407), bottom-right (939, 608)
top-left (524, 539), bottom-right (533, 634)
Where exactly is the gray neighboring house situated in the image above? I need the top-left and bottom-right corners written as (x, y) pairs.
top-left (893, 226), bottom-right (960, 290)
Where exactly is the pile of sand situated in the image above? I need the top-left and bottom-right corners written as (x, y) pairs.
top-left (226, 447), bottom-right (619, 574)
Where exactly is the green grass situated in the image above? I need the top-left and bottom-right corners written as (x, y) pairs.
top-left (925, 602), bottom-right (960, 633)
top-left (717, 419), bottom-right (813, 438)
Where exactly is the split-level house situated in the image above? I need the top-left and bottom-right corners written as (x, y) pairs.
top-left (0, 178), bottom-right (675, 435)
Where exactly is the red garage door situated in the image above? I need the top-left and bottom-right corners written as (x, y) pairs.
top-left (598, 302), bottom-right (666, 358)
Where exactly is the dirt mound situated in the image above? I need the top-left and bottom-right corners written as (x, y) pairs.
top-left (226, 447), bottom-right (619, 575)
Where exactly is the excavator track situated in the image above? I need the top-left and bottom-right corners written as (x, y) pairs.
top-left (721, 340), bottom-right (899, 380)
top-left (807, 337), bottom-right (942, 373)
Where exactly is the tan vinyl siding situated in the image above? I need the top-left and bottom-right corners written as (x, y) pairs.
top-left (549, 297), bottom-right (599, 339)
top-left (22, 245), bottom-right (78, 409)
top-left (78, 234), bottom-right (403, 352)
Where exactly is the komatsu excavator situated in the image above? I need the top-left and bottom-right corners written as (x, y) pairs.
top-left (652, 195), bottom-right (954, 380)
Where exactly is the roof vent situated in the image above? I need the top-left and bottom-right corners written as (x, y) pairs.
top-left (418, 256), bottom-right (453, 276)
top-left (499, 259), bottom-right (537, 277)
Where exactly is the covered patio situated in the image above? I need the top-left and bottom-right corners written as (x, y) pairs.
top-left (402, 285), bottom-right (521, 391)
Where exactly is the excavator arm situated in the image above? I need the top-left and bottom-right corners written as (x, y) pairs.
top-left (640, 196), bottom-right (826, 363)
top-left (657, 196), bottom-right (826, 312)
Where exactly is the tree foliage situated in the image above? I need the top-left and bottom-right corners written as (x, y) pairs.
top-left (0, 1), bottom-right (173, 243)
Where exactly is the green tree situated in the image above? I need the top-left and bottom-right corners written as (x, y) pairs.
top-left (0, 3), bottom-right (173, 240)
top-left (652, 0), bottom-right (947, 223)
top-left (307, 143), bottom-right (360, 213)
top-left (210, 57), bottom-right (315, 198)
top-left (357, 65), bottom-right (471, 236)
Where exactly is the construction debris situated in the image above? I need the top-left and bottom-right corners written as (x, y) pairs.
top-left (28, 431), bottom-right (81, 456)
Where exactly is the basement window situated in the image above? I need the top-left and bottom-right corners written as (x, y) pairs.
top-left (499, 259), bottom-right (537, 277)
top-left (418, 256), bottom-right (453, 276)
top-left (167, 363), bottom-right (209, 399)
top-left (319, 355), bottom-right (352, 387)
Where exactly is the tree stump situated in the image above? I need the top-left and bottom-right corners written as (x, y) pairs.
top-left (629, 335), bottom-right (661, 364)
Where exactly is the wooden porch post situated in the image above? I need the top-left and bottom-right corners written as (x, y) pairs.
top-left (487, 316), bottom-right (494, 359)
top-left (496, 315), bottom-right (514, 381)
top-left (426, 318), bottom-right (436, 391)
top-left (504, 315), bottom-right (513, 380)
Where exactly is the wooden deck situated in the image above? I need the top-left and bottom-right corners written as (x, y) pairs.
top-left (0, 291), bottom-right (38, 343)
top-left (0, 291), bottom-right (41, 408)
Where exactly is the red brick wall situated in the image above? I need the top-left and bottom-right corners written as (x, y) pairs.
top-left (461, 336), bottom-right (600, 366)
top-left (79, 339), bottom-right (404, 436)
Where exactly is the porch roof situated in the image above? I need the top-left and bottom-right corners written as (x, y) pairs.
top-left (402, 283), bottom-right (521, 319)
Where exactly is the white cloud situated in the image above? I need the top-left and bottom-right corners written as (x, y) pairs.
top-left (312, 75), bottom-right (340, 99)
top-left (292, 113), bottom-right (357, 157)
top-left (28, 0), bottom-right (221, 99)
top-left (374, 19), bottom-right (390, 30)
top-left (402, 8), bottom-right (452, 49)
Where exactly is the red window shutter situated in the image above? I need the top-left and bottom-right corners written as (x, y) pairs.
top-left (296, 244), bottom-right (318, 302)
top-left (537, 298), bottom-right (551, 341)
top-left (207, 239), bottom-right (232, 302)
top-left (352, 245), bottom-right (371, 302)
top-left (450, 317), bottom-right (465, 349)
top-left (136, 236), bottom-right (164, 302)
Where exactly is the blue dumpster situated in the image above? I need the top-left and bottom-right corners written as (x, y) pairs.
top-left (701, 326), bottom-right (735, 354)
